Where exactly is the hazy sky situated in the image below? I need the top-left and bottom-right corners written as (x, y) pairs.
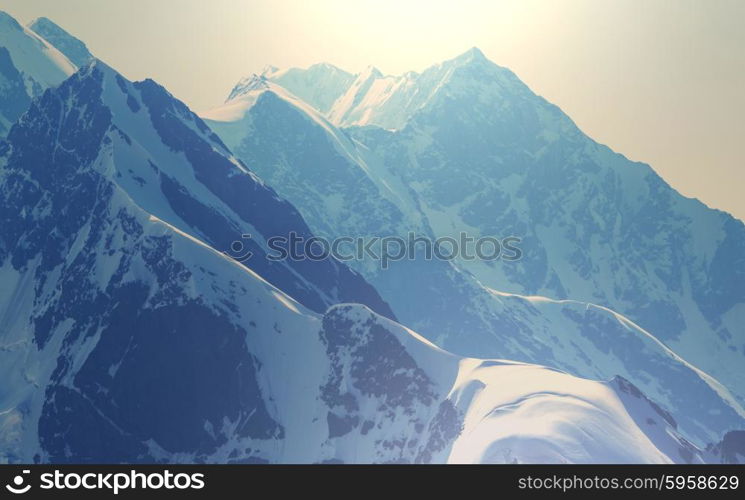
top-left (3, 0), bottom-right (744, 220)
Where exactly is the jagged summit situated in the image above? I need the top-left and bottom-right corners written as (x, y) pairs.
top-left (28, 16), bottom-right (54, 27)
top-left (316, 61), bottom-right (340, 69)
top-left (0, 10), bottom-right (75, 83)
top-left (76, 56), bottom-right (113, 75)
top-left (260, 64), bottom-right (279, 76)
top-left (358, 64), bottom-right (384, 80)
top-left (27, 16), bottom-right (93, 67)
top-left (263, 61), bottom-right (352, 77)
top-left (204, 43), bottom-right (745, 448)
top-left (226, 48), bottom-right (504, 131)
top-left (226, 74), bottom-right (271, 101)
top-left (63, 58), bottom-right (129, 93)
top-left (0, 10), bottom-right (76, 136)
top-left (443, 46), bottom-right (497, 72)
top-left (251, 49), bottom-right (514, 130)
top-left (455, 46), bottom-right (487, 61)
top-left (308, 61), bottom-right (349, 73)
top-left (249, 61), bottom-right (356, 113)
top-left (8, 54), bottom-right (395, 321)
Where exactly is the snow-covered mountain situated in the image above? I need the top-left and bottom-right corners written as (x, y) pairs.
top-left (266, 48), bottom-right (495, 130)
top-left (0, 59), bottom-right (385, 462)
top-left (344, 49), bottom-right (745, 407)
top-left (261, 63), bottom-right (355, 114)
top-left (27, 16), bottom-right (93, 68)
top-left (0, 60), bottom-right (716, 464)
top-left (203, 49), bottom-right (745, 446)
top-left (0, 11), bottom-right (75, 136)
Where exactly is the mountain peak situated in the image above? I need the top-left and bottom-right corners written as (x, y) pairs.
top-left (0, 10), bottom-right (76, 99)
top-left (451, 46), bottom-right (489, 65)
top-left (260, 64), bottom-right (279, 77)
top-left (309, 61), bottom-right (348, 74)
top-left (467, 46), bottom-right (486, 58)
top-left (227, 74), bottom-right (270, 101)
top-left (77, 57), bottom-right (117, 80)
top-left (27, 16), bottom-right (55, 29)
top-left (257, 62), bottom-right (356, 114)
top-left (27, 16), bottom-right (93, 67)
top-left (358, 65), bottom-right (383, 80)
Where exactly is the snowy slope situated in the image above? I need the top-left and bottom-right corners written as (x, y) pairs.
top-left (261, 63), bottom-right (355, 114)
top-left (64, 62), bottom-right (391, 318)
top-left (317, 305), bottom-right (706, 464)
top-left (0, 60), bottom-right (388, 462)
top-left (232, 49), bottom-right (745, 409)
top-left (0, 11), bottom-right (74, 94)
top-left (0, 11), bottom-right (75, 135)
top-left (27, 17), bottom-right (93, 68)
top-left (345, 48), bottom-right (745, 414)
top-left (0, 59), bottom-right (712, 464)
top-left (259, 50), bottom-right (494, 130)
top-left (202, 74), bottom-right (416, 245)
top-left (201, 74), bottom-right (745, 446)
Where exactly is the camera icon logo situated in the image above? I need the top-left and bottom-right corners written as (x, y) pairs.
top-left (5, 470), bottom-right (31, 494)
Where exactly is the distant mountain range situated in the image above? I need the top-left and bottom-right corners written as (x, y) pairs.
top-left (203, 48), bottom-right (745, 446)
top-left (0, 11), bottom-right (743, 463)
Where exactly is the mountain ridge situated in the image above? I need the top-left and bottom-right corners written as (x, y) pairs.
top-left (27, 16), bottom-right (93, 68)
top-left (205, 49), bottom-right (745, 445)
top-left (2, 14), bottom-right (743, 463)
top-left (0, 55), bottom-right (719, 463)
top-left (0, 10), bottom-right (76, 136)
